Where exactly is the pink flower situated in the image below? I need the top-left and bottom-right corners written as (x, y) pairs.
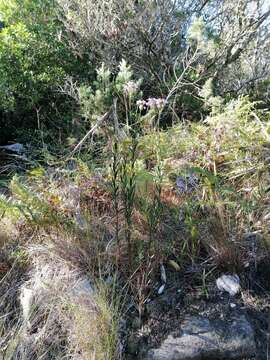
top-left (136, 100), bottom-right (146, 110)
top-left (123, 81), bottom-right (138, 96)
top-left (137, 98), bottom-right (166, 111)
top-left (146, 97), bottom-right (166, 109)
top-left (155, 98), bottom-right (166, 109)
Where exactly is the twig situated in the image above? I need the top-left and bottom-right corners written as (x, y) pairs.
top-left (251, 111), bottom-right (270, 142)
top-left (70, 111), bottom-right (110, 155)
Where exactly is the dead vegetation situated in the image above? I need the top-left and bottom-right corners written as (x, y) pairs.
top-left (0, 96), bottom-right (269, 359)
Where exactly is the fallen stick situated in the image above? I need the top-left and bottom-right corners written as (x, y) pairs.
top-left (252, 111), bottom-right (270, 142)
top-left (70, 111), bottom-right (110, 155)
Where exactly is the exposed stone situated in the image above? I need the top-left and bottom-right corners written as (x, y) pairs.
top-left (127, 334), bottom-right (141, 355)
top-left (216, 274), bottom-right (241, 296)
top-left (158, 284), bottom-right (165, 295)
top-left (146, 315), bottom-right (256, 360)
top-left (0, 143), bottom-right (24, 154)
top-left (20, 287), bottom-right (34, 328)
top-left (70, 278), bottom-right (93, 298)
top-left (243, 232), bottom-right (263, 243)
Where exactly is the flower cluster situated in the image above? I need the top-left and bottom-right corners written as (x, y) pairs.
top-left (176, 172), bottom-right (198, 194)
top-left (136, 98), bottom-right (166, 111)
top-left (123, 81), bottom-right (139, 96)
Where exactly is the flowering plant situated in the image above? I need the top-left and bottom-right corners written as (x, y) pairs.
top-left (136, 98), bottom-right (166, 111)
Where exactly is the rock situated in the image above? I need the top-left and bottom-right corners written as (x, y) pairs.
top-left (216, 274), bottom-right (240, 296)
top-left (158, 284), bottom-right (165, 295)
top-left (160, 264), bottom-right (167, 283)
top-left (70, 278), bottom-right (93, 298)
top-left (146, 315), bottom-right (256, 360)
top-left (0, 143), bottom-right (24, 154)
top-left (243, 232), bottom-right (263, 242)
top-left (20, 287), bottom-right (34, 327)
top-left (127, 334), bottom-right (141, 355)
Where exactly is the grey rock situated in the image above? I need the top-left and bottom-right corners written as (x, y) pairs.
top-left (160, 264), bottom-right (167, 284)
top-left (127, 334), bottom-right (141, 355)
top-left (146, 315), bottom-right (255, 360)
top-left (70, 278), bottom-right (93, 298)
top-left (216, 274), bottom-right (241, 296)
top-left (158, 284), bottom-right (165, 295)
top-left (243, 232), bottom-right (263, 242)
top-left (0, 143), bottom-right (24, 154)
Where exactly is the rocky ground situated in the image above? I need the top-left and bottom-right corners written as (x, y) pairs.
top-left (125, 258), bottom-right (270, 360)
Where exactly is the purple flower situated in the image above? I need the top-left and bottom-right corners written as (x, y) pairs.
top-left (137, 98), bottom-right (166, 111)
top-left (146, 97), bottom-right (156, 109)
top-left (176, 172), bottom-right (198, 194)
top-left (146, 97), bottom-right (166, 109)
top-left (155, 98), bottom-right (166, 109)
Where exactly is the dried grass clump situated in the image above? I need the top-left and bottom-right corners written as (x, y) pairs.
top-left (0, 217), bottom-right (19, 247)
top-left (1, 244), bottom-right (121, 360)
top-left (69, 281), bottom-right (122, 360)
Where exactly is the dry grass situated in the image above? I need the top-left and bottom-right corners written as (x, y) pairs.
top-left (0, 97), bottom-right (269, 358)
top-left (69, 280), bottom-right (122, 360)
top-left (0, 221), bottom-right (122, 360)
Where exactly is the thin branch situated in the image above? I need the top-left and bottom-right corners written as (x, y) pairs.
top-left (70, 111), bottom-right (111, 155)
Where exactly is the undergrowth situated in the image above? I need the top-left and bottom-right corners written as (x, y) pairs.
top-left (0, 85), bottom-right (269, 359)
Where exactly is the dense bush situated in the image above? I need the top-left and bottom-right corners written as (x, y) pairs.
top-left (0, 0), bottom-right (90, 142)
top-left (0, 0), bottom-right (270, 142)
